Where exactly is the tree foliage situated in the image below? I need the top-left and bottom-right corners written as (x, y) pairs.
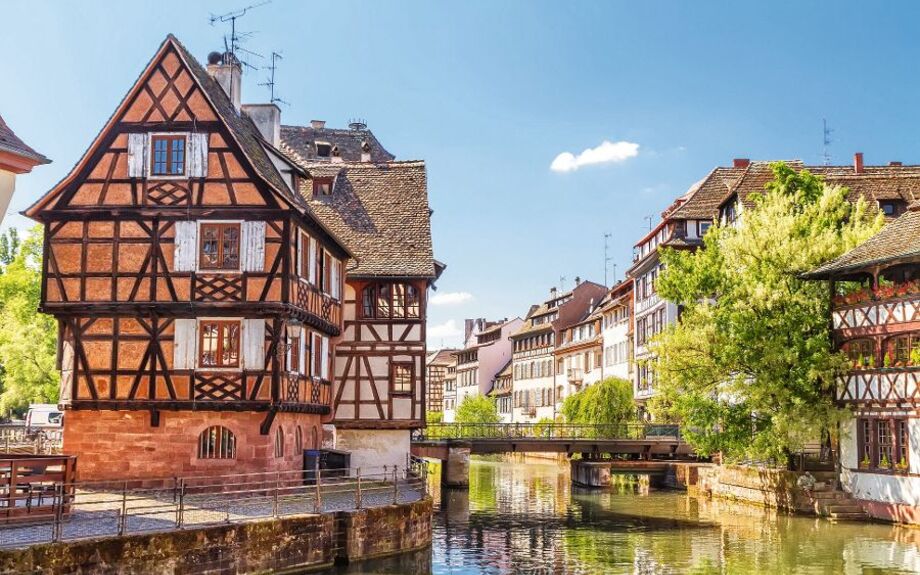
top-left (455, 394), bottom-right (500, 424)
top-left (561, 377), bottom-right (635, 425)
top-left (648, 163), bottom-right (883, 462)
top-left (0, 226), bottom-right (58, 416)
top-left (426, 410), bottom-right (443, 424)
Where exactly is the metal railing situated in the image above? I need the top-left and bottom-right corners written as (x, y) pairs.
top-left (414, 423), bottom-right (682, 441)
top-left (0, 459), bottom-right (429, 549)
top-left (0, 426), bottom-right (63, 455)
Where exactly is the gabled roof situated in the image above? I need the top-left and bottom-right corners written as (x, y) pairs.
top-left (804, 203), bottom-right (920, 279)
top-left (289, 160), bottom-right (436, 278)
top-left (427, 348), bottom-right (458, 366)
top-left (280, 125), bottom-right (394, 163)
top-left (719, 161), bottom-right (920, 214)
top-left (0, 114), bottom-right (49, 166)
top-left (666, 166), bottom-right (745, 220)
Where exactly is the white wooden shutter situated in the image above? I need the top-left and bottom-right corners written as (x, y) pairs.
top-left (298, 328), bottom-right (306, 374)
top-left (243, 318), bottom-right (266, 370)
top-left (308, 237), bottom-right (317, 284)
top-left (331, 259), bottom-right (340, 299)
top-left (173, 221), bottom-right (198, 272)
top-left (173, 319), bottom-right (197, 370)
top-left (240, 221), bottom-right (266, 272)
top-left (321, 336), bottom-right (330, 379)
top-left (127, 133), bottom-right (148, 178)
top-left (296, 232), bottom-right (303, 277)
top-left (188, 133), bottom-right (209, 177)
top-left (309, 331), bottom-right (318, 377)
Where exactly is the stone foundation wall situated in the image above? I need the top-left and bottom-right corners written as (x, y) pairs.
top-left (0, 498), bottom-right (433, 575)
top-left (64, 410), bottom-right (324, 482)
top-left (696, 465), bottom-right (827, 514)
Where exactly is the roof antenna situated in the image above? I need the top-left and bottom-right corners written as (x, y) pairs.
top-left (644, 215), bottom-right (654, 231)
top-left (604, 232), bottom-right (612, 286)
top-left (209, 2), bottom-right (269, 69)
top-left (822, 118), bottom-right (834, 166)
top-left (259, 51), bottom-right (289, 106)
top-left (559, 275), bottom-right (567, 292)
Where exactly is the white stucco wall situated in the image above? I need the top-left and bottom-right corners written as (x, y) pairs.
top-left (839, 416), bottom-right (920, 507)
top-left (334, 429), bottom-right (410, 471)
top-left (0, 170), bottom-right (15, 227)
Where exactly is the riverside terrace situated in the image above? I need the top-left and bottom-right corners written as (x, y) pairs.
top-left (0, 459), bottom-right (427, 550)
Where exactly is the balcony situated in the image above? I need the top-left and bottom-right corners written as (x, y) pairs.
top-left (832, 283), bottom-right (920, 333)
top-left (295, 282), bottom-right (342, 333)
top-left (838, 367), bottom-right (920, 406)
top-left (567, 368), bottom-right (584, 385)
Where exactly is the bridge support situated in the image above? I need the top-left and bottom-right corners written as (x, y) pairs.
top-left (442, 442), bottom-right (471, 489)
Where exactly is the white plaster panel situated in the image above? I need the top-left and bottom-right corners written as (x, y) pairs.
top-left (392, 398), bottom-right (412, 419)
top-left (334, 429), bottom-right (409, 471)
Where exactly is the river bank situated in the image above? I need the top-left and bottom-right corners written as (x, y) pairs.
top-left (326, 457), bottom-right (920, 574)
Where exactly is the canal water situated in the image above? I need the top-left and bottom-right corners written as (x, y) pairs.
top-left (325, 458), bottom-right (920, 574)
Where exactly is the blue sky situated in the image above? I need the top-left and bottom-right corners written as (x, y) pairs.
top-left (3, 1), bottom-right (920, 348)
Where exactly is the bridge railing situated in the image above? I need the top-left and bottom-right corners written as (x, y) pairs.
top-left (415, 423), bottom-right (681, 442)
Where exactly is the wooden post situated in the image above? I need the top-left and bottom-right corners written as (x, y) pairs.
top-left (313, 460), bottom-right (322, 513)
top-left (118, 480), bottom-right (128, 536)
top-left (392, 468), bottom-right (399, 505)
top-left (355, 467), bottom-right (362, 509)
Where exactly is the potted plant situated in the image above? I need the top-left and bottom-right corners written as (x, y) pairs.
top-left (895, 457), bottom-right (909, 472)
top-left (884, 354), bottom-right (892, 368)
top-left (910, 345), bottom-right (920, 367)
top-left (868, 355), bottom-right (876, 369)
top-left (880, 453), bottom-right (891, 469)
top-left (860, 453), bottom-right (871, 469)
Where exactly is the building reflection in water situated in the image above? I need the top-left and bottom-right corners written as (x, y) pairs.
top-left (323, 457), bottom-right (920, 574)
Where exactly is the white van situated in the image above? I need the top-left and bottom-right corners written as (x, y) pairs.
top-left (25, 404), bottom-right (63, 431)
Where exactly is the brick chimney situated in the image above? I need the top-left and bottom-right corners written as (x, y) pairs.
top-left (732, 158), bottom-right (751, 168)
top-left (854, 152), bottom-right (864, 174)
top-left (311, 120), bottom-right (326, 129)
top-left (890, 161), bottom-right (903, 166)
top-left (464, 319), bottom-right (474, 342)
top-left (241, 104), bottom-right (281, 147)
top-left (206, 52), bottom-right (241, 111)
top-left (550, 287), bottom-right (557, 298)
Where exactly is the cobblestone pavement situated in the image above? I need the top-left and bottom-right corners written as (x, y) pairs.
top-left (0, 480), bottom-right (424, 549)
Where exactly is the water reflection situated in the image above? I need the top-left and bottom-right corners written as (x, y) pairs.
top-left (325, 457), bottom-right (920, 574)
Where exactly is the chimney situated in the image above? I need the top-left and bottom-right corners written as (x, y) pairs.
top-left (890, 161), bottom-right (903, 166)
top-left (854, 152), bottom-right (864, 174)
top-left (241, 104), bottom-right (281, 147)
top-left (360, 139), bottom-right (372, 163)
top-left (311, 120), bottom-right (326, 130)
top-left (732, 158), bottom-right (751, 168)
top-left (464, 319), bottom-right (475, 342)
top-left (550, 287), bottom-right (557, 298)
top-left (575, 276), bottom-right (581, 286)
top-left (206, 51), bottom-right (241, 111)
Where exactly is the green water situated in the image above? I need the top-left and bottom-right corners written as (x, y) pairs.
top-left (329, 458), bottom-right (920, 574)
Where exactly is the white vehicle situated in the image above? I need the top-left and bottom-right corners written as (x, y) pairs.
top-left (25, 404), bottom-right (63, 431)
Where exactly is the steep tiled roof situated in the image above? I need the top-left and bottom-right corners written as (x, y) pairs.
top-left (289, 160), bottom-right (435, 278)
top-left (0, 114), bottom-right (48, 164)
top-left (722, 161), bottom-right (920, 213)
top-left (804, 204), bottom-right (920, 279)
top-left (554, 334), bottom-right (601, 355)
top-left (280, 125), bottom-right (394, 163)
top-left (667, 167), bottom-right (744, 220)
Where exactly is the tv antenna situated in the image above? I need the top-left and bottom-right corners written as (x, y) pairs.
top-left (822, 118), bottom-right (834, 166)
top-left (559, 275), bottom-right (567, 293)
top-left (644, 215), bottom-right (655, 231)
top-left (209, 1), bottom-right (270, 65)
top-left (259, 51), bottom-right (289, 105)
top-left (604, 232), bottom-right (612, 286)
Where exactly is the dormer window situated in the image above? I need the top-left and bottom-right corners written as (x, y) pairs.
top-left (312, 177), bottom-right (334, 196)
top-left (316, 142), bottom-right (332, 158)
top-left (151, 135), bottom-right (186, 176)
top-left (879, 200), bottom-right (904, 217)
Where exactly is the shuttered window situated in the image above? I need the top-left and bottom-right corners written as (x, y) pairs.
top-left (199, 223), bottom-right (240, 270)
top-left (199, 320), bottom-right (240, 368)
top-left (151, 135), bottom-right (186, 176)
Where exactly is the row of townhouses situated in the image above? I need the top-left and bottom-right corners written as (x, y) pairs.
top-left (427, 152), bottom-right (920, 523)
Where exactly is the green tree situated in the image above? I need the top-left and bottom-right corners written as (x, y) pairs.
top-left (0, 226), bottom-right (58, 416)
top-left (426, 410), bottom-right (443, 424)
top-left (648, 163), bottom-right (883, 462)
top-left (561, 377), bottom-right (635, 425)
top-left (455, 394), bottom-right (500, 424)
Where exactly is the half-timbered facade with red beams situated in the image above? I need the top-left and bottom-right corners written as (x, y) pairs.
top-left (279, 124), bottom-right (442, 470)
top-left (26, 36), bottom-right (351, 481)
top-left (806, 202), bottom-right (920, 524)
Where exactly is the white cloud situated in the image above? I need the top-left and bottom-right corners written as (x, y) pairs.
top-left (550, 140), bottom-right (640, 173)
top-left (428, 319), bottom-right (462, 339)
top-left (430, 291), bottom-right (473, 306)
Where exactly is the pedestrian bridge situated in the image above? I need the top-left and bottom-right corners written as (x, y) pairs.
top-left (411, 423), bottom-right (693, 486)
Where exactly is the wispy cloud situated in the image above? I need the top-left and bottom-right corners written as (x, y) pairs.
top-left (430, 291), bottom-right (473, 306)
top-left (550, 140), bottom-right (639, 173)
top-left (428, 319), bottom-right (462, 340)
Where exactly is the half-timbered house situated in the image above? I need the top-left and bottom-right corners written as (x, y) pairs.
top-left (805, 202), bottom-right (920, 523)
top-left (26, 37), bottom-right (357, 480)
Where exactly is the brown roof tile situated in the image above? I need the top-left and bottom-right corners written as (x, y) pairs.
top-left (0, 114), bottom-right (48, 165)
top-left (280, 125), bottom-right (394, 163)
top-left (666, 167), bottom-right (744, 220)
top-left (805, 203), bottom-right (920, 279)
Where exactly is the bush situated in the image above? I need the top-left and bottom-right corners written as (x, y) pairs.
top-left (455, 394), bottom-right (500, 424)
top-left (561, 377), bottom-right (635, 425)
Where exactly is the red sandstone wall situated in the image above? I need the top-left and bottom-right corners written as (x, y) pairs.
top-left (63, 410), bottom-right (323, 482)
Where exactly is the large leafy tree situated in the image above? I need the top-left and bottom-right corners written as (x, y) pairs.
top-left (455, 394), bottom-right (500, 424)
top-left (648, 163), bottom-right (883, 462)
top-left (561, 377), bottom-right (635, 425)
top-left (0, 226), bottom-right (58, 416)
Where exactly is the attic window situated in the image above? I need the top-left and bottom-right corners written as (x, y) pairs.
top-left (879, 200), bottom-right (904, 217)
top-left (313, 177), bottom-right (334, 196)
top-left (316, 142), bottom-right (332, 158)
top-left (151, 135), bottom-right (185, 176)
